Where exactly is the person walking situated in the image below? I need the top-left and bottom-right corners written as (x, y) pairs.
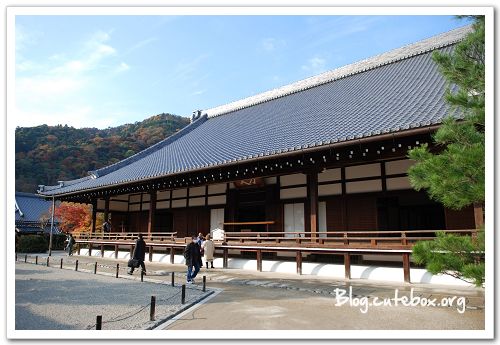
top-left (196, 232), bottom-right (204, 246)
top-left (183, 235), bottom-right (202, 284)
top-left (202, 234), bottom-right (215, 269)
top-left (127, 233), bottom-right (146, 275)
top-left (65, 233), bottom-right (75, 256)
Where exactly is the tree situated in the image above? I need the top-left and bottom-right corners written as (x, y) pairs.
top-left (408, 16), bottom-right (484, 210)
top-left (54, 202), bottom-right (101, 234)
top-left (408, 17), bottom-right (485, 286)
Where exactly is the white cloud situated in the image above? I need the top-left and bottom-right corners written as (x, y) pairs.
top-left (124, 37), bottom-right (158, 56)
top-left (15, 24), bottom-right (43, 52)
top-left (115, 62), bottom-right (130, 73)
top-left (191, 89), bottom-right (206, 96)
top-left (261, 37), bottom-right (286, 52)
top-left (301, 56), bottom-right (327, 75)
top-left (165, 53), bottom-right (210, 84)
top-left (15, 29), bottom-right (130, 128)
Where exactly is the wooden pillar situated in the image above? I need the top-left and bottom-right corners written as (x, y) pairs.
top-left (100, 244), bottom-right (104, 257)
top-left (256, 250), bottom-right (262, 272)
top-left (344, 253), bottom-right (351, 279)
top-left (474, 203), bottom-right (484, 228)
top-left (223, 248), bottom-right (228, 269)
top-left (170, 247), bottom-right (175, 264)
top-left (114, 245), bottom-right (118, 259)
top-left (147, 191), bottom-right (156, 238)
top-left (89, 243), bottom-right (92, 256)
top-left (130, 244), bottom-right (134, 257)
top-left (149, 246), bottom-right (153, 262)
top-left (104, 197), bottom-right (110, 223)
top-left (296, 251), bottom-right (302, 275)
top-left (91, 199), bottom-right (97, 236)
top-left (403, 253), bottom-right (411, 283)
top-left (307, 171), bottom-right (319, 241)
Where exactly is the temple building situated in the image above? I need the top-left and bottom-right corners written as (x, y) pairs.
top-left (36, 26), bottom-right (480, 281)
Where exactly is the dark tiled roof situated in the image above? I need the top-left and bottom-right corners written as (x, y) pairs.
top-left (15, 192), bottom-right (60, 224)
top-left (39, 25), bottom-right (471, 197)
top-left (15, 222), bottom-right (61, 235)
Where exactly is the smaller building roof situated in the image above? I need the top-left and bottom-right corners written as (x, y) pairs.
top-left (15, 192), bottom-right (60, 226)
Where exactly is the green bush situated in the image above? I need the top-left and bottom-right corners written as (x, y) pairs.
top-left (45, 233), bottom-right (67, 250)
top-left (16, 235), bottom-right (48, 253)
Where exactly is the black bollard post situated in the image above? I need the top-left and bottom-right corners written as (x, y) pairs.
top-left (46, 257), bottom-right (50, 267)
top-left (75, 260), bottom-right (79, 271)
top-left (25, 254), bottom-right (27, 263)
top-left (94, 262), bottom-right (98, 274)
top-left (96, 315), bottom-right (102, 330)
top-left (116, 264), bottom-right (119, 278)
top-left (150, 296), bottom-right (156, 321)
top-left (60, 258), bottom-right (63, 269)
top-left (181, 284), bottom-right (186, 304)
top-left (202, 275), bottom-right (206, 292)
top-left (171, 272), bottom-right (175, 287)
top-left (35, 256), bottom-right (38, 265)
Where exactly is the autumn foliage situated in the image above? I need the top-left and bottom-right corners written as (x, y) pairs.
top-left (54, 202), bottom-right (103, 234)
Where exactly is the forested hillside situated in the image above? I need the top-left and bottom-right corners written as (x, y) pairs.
top-left (15, 113), bottom-right (190, 193)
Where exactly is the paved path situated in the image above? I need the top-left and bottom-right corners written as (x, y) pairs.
top-left (16, 252), bottom-right (485, 330)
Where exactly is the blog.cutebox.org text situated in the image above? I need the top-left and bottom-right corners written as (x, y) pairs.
top-left (333, 287), bottom-right (466, 314)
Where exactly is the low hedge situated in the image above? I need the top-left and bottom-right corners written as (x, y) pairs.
top-left (16, 235), bottom-right (48, 253)
top-left (45, 233), bottom-right (67, 250)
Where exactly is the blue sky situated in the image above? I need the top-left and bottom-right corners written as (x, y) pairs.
top-left (15, 15), bottom-right (471, 129)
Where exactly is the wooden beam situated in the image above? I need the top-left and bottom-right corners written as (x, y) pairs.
top-left (91, 199), bottom-right (97, 236)
top-left (256, 250), bottom-right (262, 272)
top-left (147, 191), bottom-right (156, 238)
top-left (170, 247), bottom-right (175, 264)
top-left (344, 253), bottom-right (351, 279)
top-left (403, 253), bottom-right (411, 283)
top-left (474, 202), bottom-right (484, 228)
top-left (223, 248), bottom-right (228, 269)
top-left (296, 251), bottom-right (302, 275)
top-left (307, 171), bottom-right (319, 242)
top-left (104, 197), bottom-right (110, 222)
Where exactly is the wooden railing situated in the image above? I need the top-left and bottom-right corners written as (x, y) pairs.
top-left (223, 229), bottom-right (478, 248)
top-left (71, 228), bottom-right (479, 284)
top-left (74, 232), bottom-right (177, 242)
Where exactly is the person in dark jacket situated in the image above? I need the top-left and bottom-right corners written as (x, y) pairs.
top-left (184, 235), bottom-right (202, 284)
top-left (127, 233), bottom-right (146, 275)
top-left (65, 233), bottom-right (75, 256)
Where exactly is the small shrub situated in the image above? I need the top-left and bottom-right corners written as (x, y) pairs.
top-left (45, 233), bottom-right (67, 250)
top-left (16, 235), bottom-right (48, 253)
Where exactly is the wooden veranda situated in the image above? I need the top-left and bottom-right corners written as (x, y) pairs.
top-left (73, 228), bottom-right (478, 283)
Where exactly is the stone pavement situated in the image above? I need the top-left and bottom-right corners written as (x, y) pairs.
top-left (15, 261), bottom-right (211, 330)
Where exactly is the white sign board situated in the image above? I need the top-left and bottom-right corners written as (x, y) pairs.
top-left (211, 228), bottom-right (225, 241)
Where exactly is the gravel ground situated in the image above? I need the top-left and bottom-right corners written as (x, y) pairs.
top-left (15, 262), bottom-right (210, 330)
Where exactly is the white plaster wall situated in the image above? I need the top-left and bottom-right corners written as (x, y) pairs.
top-left (78, 249), bottom-right (472, 287)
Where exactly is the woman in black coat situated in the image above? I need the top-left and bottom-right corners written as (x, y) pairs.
top-left (128, 233), bottom-right (146, 275)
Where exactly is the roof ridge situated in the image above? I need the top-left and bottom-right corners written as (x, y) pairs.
top-left (204, 24), bottom-right (472, 118)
